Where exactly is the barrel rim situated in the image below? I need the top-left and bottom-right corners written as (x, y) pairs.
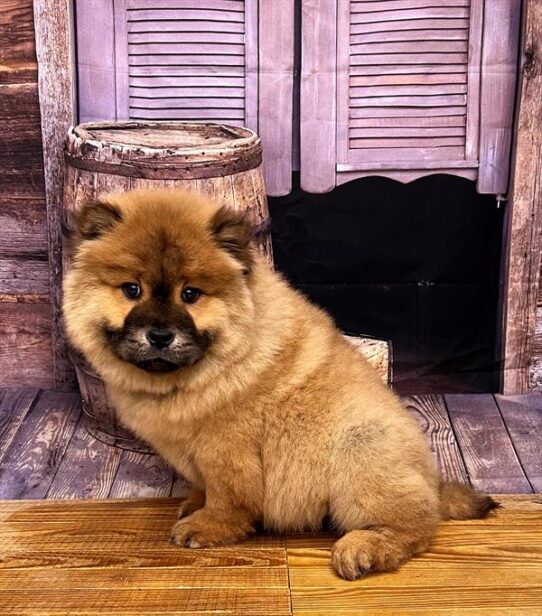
top-left (65, 121), bottom-right (263, 180)
top-left (70, 121), bottom-right (260, 155)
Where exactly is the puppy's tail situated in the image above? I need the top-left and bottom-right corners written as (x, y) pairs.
top-left (439, 481), bottom-right (500, 520)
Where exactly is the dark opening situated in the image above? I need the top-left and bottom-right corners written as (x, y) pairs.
top-left (269, 174), bottom-right (504, 394)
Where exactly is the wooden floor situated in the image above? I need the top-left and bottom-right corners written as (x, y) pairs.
top-left (0, 388), bottom-right (541, 498)
top-left (0, 495), bottom-right (539, 615)
top-left (0, 388), bottom-right (541, 614)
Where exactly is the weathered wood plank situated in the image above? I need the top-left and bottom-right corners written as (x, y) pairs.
top-left (0, 302), bottom-right (54, 389)
top-left (0, 256), bottom-right (49, 295)
top-left (0, 0), bottom-right (38, 65)
top-left (0, 198), bottom-right (48, 257)
top-left (445, 394), bottom-right (532, 493)
top-left (108, 451), bottom-right (174, 499)
top-left (402, 395), bottom-right (468, 483)
top-left (0, 391), bottom-right (80, 499)
top-left (0, 61), bottom-right (37, 85)
top-left (495, 393), bottom-right (542, 492)
top-left (46, 417), bottom-right (122, 499)
top-left (0, 82), bottom-right (45, 198)
top-left (33, 0), bottom-right (77, 391)
top-left (501, 0), bottom-right (542, 393)
top-left (0, 388), bottom-right (40, 463)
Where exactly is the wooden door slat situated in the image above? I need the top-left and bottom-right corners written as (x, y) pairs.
top-left (351, 18), bottom-right (469, 35)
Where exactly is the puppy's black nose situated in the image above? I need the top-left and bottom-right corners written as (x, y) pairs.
top-left (147, 328), bottom-right (174, 349)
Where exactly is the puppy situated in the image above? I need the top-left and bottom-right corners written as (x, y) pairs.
top-left (63, 189), bottom-right (497, 580)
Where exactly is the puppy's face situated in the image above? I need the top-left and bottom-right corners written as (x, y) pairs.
top-left (63, 190), bottom-right (256, 388)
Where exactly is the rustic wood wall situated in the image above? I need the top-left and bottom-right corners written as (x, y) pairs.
top-left (501, 0), bottom-right (542, 394)
top-left (0, 0), bottom-right (54, 388)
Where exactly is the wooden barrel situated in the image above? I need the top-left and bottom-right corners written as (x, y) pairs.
top-left (63, 121), bottom-right (273, 452)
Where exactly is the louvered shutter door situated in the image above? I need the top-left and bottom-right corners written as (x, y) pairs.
top-left (76, 0), bottom-right (294, 196)
top-left (335, 0), bottom-right (484, 186)
top-left (115, 0), bottom-right (255, 127)
top-left (301, 0), bottom-right (520, 193)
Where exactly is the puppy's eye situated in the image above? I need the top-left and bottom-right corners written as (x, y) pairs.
top-left (181, 286), bottom-right (201, 304)
top-left (121, 282), bottom-right (142, 300)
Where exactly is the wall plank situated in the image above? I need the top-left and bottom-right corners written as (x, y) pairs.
top-left (0, 303), bottom-right (54, 388)
top-left (0, 1), bottom-right (55, 388)
top-left (0, 0), bottom-right (37, 64)
top-left (501, 1), bottom-right (542, 393)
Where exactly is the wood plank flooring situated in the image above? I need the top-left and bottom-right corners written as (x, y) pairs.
top-left (0, 388), bottom-right (541, 498)
top-left (0, 495), bottom-right (540, 615)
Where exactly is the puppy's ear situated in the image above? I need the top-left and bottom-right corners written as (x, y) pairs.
top-left (76, 200), bottom-right (122, 240)
top-left (210, 206), bottom-right (254, 272)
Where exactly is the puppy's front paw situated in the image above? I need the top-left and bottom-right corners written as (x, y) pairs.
top-left (170, 509), bottom-right (251, 548)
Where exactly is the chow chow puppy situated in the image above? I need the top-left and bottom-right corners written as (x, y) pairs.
top-left (63, 189), bottom-right (497, 580)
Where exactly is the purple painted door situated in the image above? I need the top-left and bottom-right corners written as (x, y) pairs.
top-left (300, 0), bottom-right (521, 194)
top-left (75, 0), bottom-right (294, 196)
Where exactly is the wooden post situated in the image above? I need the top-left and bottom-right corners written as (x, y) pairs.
top-left (501, 0), bottom-right (542, 393)
top-left (33, 0), bottom-right (77, 390)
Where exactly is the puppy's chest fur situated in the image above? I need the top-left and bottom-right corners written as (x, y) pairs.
top-left (111, 384), bottom-right (335, 530)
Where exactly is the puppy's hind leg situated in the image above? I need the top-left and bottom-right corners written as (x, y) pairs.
top-left (331, 524), bottom-right (433, 581)
top-left (329, 473), bottom-right (440, 580)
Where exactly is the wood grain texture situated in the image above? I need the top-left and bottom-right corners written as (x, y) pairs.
top-left (0, 303), bottom-right (54, 388)
top-left (0, 392), bottom-right (81, 498)
top-left (109, 451), bottom-right (174, 499)
top-left (0, 0), bottom-right (37, 64)
top-left (33, 0), bottom-right (77, 391)
top-left (0, 387), bottom-right (40, 463)
top-left (0, 83), bottom-right (45, 198)
top-left (2, 390), bottom-right (541, 503)
top-left (45, 416), bottom-right (122, 499)
top-left (287, 495), bottom-right (542, 615)
top-left (0, 496), bottom-right (539, 615)
top-left (300, 0), bottom-right (337, 192)
top-left (0, 198), bottom-right (48, 257)
top-left (0, 390), bottom-right (80, 499)
top-left (445, 394), bottom-right (532, 493)
top-left (501, 0), bottom-right (542, 393)
top-left (495, 393), bottom-right (542, 492)
top-left (402, 395), bottom-right (468, 484)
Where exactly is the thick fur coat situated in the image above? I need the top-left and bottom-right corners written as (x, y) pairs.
top-left (63, 190), bottom-right (497, 580)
